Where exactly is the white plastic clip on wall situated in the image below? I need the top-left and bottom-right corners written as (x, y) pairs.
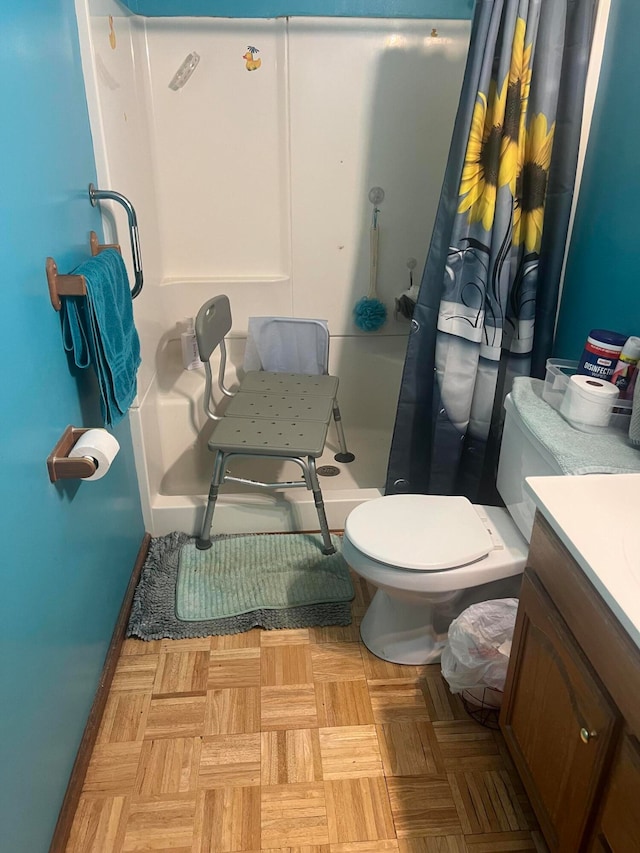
top-left (169, 53), bottom-right (201, 91)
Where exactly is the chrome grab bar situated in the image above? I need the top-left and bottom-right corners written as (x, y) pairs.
top-left (89, 184), bottom-right (143, 298)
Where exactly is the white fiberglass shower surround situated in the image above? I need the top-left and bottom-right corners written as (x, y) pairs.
top-left (75, 1), bottom-right (471, 536)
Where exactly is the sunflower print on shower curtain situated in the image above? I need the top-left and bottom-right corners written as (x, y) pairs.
top-left (457, 77), bottom-right (508, 231)
top-left (513, 113), bottom-right (555, 253)
top-left (457, 17), bottom-right (542, 236)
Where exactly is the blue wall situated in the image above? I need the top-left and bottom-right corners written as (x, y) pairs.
top-left (0, 3), bottom-right (145, 851)
top-left (554, 0), bottom-right (640, 359)
top-left (122, 0), bottom-right (474, 19)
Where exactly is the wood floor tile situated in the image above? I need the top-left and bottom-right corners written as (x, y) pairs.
top-left (309, 621), bottom-right (361, 644)
top-left (325, 777), bottom-right (395, 843)
top-left (210, 629), bottom-right (261, 650)
top-left (261, 685), bottom-right (319, 731)
top-left (66, 794), bottom-right (128, 853)
top-left (111, 654), bottom-right (159, 693)
top-left (377, 723), bottom-right (443, 777)
top-left (134, 737), bottom-right (201, 797)
top-left (368, 681), bottom-right (431, 724)
top-left (463, 831), bottom-right (539, 851)
top-left (262, 729), bottom-right (323, 784)
top-left (199, 733), bottom-right (261, 788)
top-left (121, 794), bottom-right (196, 851)
top-left (262, 645), bottom-right (314, 686)
top-left (205, 687), bottom-right (260, 734)
top-left (121, 638), bottom-right (161, 655)
top-left (264, 847), bottom-right (329, 853)
top-left (208, 648), bottom-right (262, 689)
top-left (263, 848), bottom-right (329, 853)
top-left (386, 777), bottom-right (462, 838)
top-left (319, 726), bottom-right (383, 780)
top-left (144, 695), bottom-right (206, 739)
top-left (153, 651), bottom-right (209, 696)
top-left (361, 650), bottom-right (422, 682)
top-left (421, 677), bottom-right (467, 723)
top-left (447, 770), bottom-right (531, 836)
top-left (397, 837), bottom-right (465, 853)
top-left (262, 844), bottom-right (331, 853)
top-left (194, 787), bottom-right (260, 852)
top-left (316, 680), bottom-right (374, 727)
top-left (330, 843), bottom-right (400, 853)
top-left (97, 692), bottom-right (151, 744)
top-left (261, 783), bottom-right (330, 847)
top-left (160, 637), bottom-right (212, 653)
top-left (310, 643), bottom-right (365, 682)
top-left (83, 742), bottom-right (143, 795)
top-left (261, 628), bottom-right (310, 646)
top-left (432, 722), bottom-right (502, 771)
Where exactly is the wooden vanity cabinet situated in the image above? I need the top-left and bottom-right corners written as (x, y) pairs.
top-left (589, 733), bottom-right (640, 852)
top-left (500, 513), bottom-right (640, 853)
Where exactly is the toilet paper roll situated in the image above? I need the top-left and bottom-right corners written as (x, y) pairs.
top-left (69, 429), bottom-right (120, 480)
top-left (560, 374), bottom-right (619, 430)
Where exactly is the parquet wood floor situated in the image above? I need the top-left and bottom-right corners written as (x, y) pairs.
top-left (66, 576), bottom-right (547, 853)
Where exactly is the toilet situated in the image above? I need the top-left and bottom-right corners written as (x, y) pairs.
top-left (343, 393), bottom-right (563, 664)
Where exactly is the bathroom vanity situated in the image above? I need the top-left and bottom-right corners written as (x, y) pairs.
top-left (500, 474), bottom-right (640, 853)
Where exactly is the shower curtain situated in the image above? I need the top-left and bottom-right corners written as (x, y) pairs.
top-left (385, 0), bottom-right (597, 502)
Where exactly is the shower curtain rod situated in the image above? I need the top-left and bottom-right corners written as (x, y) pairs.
top-left (89, 183), bottom-right (143, 298)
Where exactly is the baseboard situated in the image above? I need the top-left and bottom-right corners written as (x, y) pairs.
top-left (49, 533), bottom-right (151, 853)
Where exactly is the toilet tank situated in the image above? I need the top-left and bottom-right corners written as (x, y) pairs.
top-left (497, 393), bottom-right (563, 542)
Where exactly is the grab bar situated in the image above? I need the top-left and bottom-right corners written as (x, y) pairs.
top-left (89, 184), bottom-right (143, 298)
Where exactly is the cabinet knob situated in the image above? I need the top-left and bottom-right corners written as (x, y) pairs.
top-left (580, 727), bottom-right (597, 744)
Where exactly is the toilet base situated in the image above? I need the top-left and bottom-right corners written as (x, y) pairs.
top-left (358, 573), bottom-right (523, 665)
top-left (359, 589), bottom-right (459, 665)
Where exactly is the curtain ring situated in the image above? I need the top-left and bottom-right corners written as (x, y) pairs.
top-left (393, 478), bottom-right (410, 492)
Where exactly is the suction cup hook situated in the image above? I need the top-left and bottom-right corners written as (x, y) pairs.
top-left (368, 187), bottom-right (385, 206)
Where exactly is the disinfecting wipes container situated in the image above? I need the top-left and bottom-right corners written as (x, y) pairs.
top-left (577, 329), bottom-right (627, 382)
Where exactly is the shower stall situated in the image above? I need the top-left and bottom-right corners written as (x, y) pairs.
top-left (75, 2), bottom-right (471, 535)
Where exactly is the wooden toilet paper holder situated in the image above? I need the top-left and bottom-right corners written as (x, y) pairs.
top-left (47, 426), bottom-right (97, 482)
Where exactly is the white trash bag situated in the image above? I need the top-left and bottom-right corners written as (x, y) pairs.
top-left (441, 598), bottom-right (519, 697)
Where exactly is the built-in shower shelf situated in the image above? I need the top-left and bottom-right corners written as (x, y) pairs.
top-left (160, 275), bottom-right (290, 287)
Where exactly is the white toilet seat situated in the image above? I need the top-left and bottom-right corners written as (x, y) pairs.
top-left (343, 503), bottom-right (528, 594)
top-left (344, 494), bottom-right (492, 571)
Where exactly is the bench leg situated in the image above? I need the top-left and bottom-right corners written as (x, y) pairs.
top-left (308, 457), bottom-right (335, 555)
top-left (196, 451), bottom-right (225, 550)
top-left (332, 401), bottom-right (355, 463)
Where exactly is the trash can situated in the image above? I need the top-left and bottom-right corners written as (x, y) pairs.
top-left (441, 598), bottom-right (518, 726)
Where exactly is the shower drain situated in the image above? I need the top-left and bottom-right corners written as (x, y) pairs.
top-left (317, 465), bottom-right (341, 477)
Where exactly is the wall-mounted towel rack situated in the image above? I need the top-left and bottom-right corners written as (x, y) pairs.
top-left (89, 184), bottom-right (143, 299)
top-left (46, 232), bottom-right (122, 311)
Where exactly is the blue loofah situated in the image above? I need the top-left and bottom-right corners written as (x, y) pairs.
top-left (353, 296), bottom-right (387, 331)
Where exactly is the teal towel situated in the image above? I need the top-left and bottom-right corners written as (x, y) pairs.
top-left (62, 249), bottom-right (140, 426)
top-left (510, 377), bottom-right (640, 475)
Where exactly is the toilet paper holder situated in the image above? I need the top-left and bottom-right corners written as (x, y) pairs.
top-left (47, 426), bottom-right (97, 482)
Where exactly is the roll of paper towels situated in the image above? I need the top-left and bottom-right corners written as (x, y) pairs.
top-left (560, 374), bottom-right (619, 430)
top-left (69, 429), bottom-right (120, 480)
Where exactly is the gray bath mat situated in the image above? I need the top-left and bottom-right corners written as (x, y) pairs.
top-left (127, 531), bottom-right (354, 640)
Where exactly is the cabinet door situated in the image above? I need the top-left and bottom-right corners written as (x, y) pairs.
top-left (500, 571), bottom-right (619, 852)
top-left (590, 734), bottom-right (640, 852)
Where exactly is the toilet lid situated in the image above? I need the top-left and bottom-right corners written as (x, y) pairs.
top-left (344, 494), bottom-right (492, 571)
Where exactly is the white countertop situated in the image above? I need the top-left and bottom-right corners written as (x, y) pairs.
top-left (525, 474), bottom-right (640, 650)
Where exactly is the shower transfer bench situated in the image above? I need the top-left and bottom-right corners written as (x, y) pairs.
top-left (194, 295), bottom-right (354, 553)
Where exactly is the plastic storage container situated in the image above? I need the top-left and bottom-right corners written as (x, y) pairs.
top-left (543, 359), bottom-right (632, 433)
